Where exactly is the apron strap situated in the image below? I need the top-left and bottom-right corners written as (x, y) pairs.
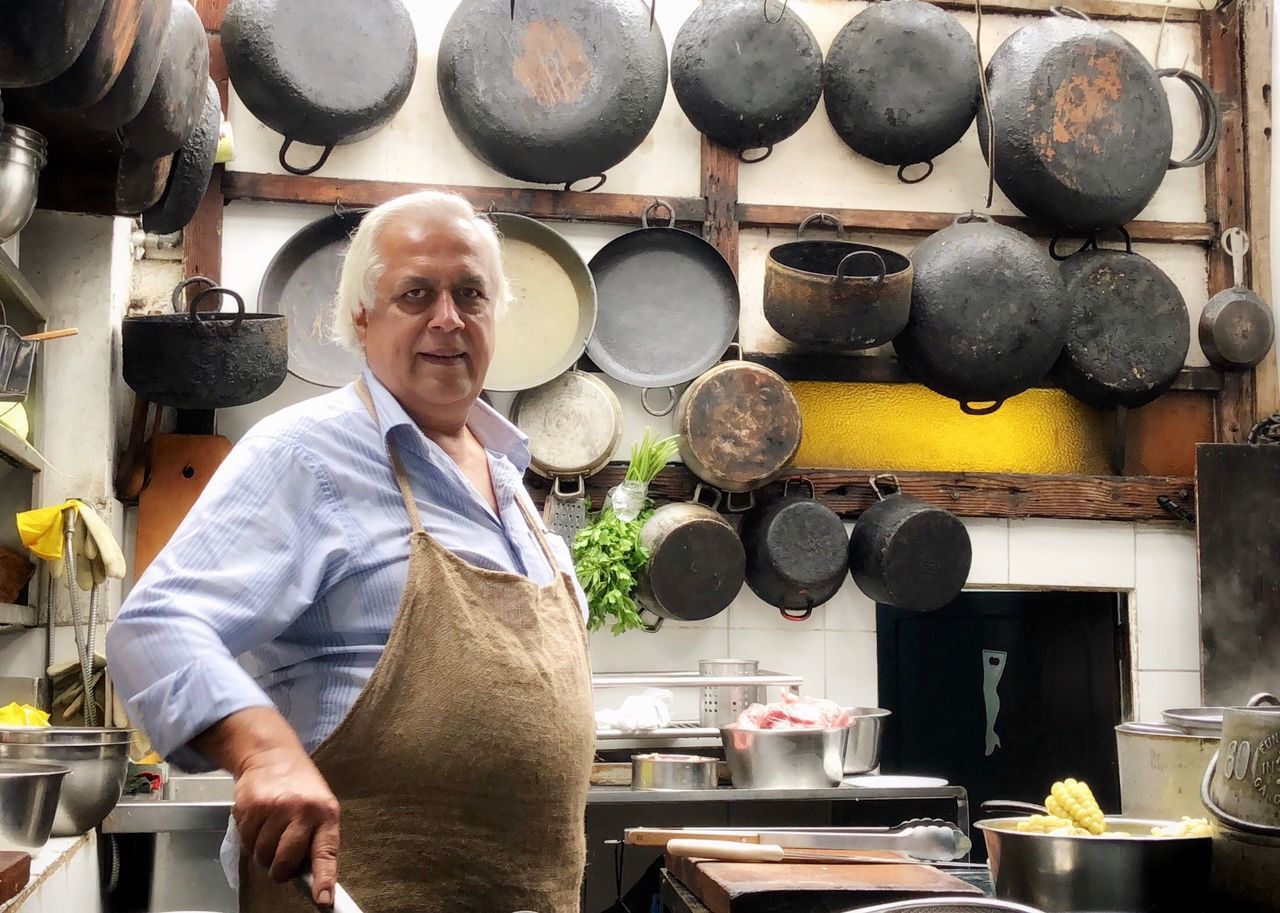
top-left (513, 493), bottom-right (563, 571)
top-left (355, 377), bottom-right (425, 534)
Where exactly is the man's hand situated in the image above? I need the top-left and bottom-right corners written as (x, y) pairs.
top-left (193, 707), bottom-right (340, 906)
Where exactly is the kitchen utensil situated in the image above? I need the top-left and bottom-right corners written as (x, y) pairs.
top-left (78, 0), bottom-right (171, 131)
top-left (142, 78), bottom-right (220, 235)
top-left (699, 659), bottom-right (763, 728)
top-left (824, 0), bottom-right (979, 183)
top-left (978, 8), bottom-right (1220, 231)
top-left (1200, 228), bottom-right (1276, 370)
top-left (844, 903), bottom-right (1045, 913)
top-left (135, 429), bottom-right (235, 576)
top-left (739, 478), bottom-right (847, 616)
top-left (0, 0), bottom-right (106, 88)
top-left (0, 761), bottom-right (69, 852)
top-left (666, 839), bottom-right (987, 868)
top-left (635, 489), bottom-right (746, 623)
top-left (0, 728), bottom-right (129, 836)
top-left (845, 775), bottom-right (950, 788)
top-left (847, 475), bottom-right (971, 613)
top-left (895, 213), bottom-right (1067, 413)
top-left (295, 871), bottom-right (365, 913)
top-left (976, 815), bottom-right (1211, 912)
top-left (674, 353), bottom-right (802, 494)
top-left (123, 278), bottom-right (288, 410)
top-left (719, 722), bottom-right (850, 789)
top-left (0, 851), bottom-right (32, 906)
top-left (486, 213), bottom-right (597, 392)
top-left (259, 208), bottom-right (365, 388)
top-left (21, 0), bottom-right (144, 108)
top-left (1053, 229), bottom-right (1189, 410)
top-left (115, 148), bottom-right (174, 215)
top-left (587, 201), bottom-right (740, 411)
top-left (120, 0), bottom-right (208, 157)
top-left (842, 707), bottom-right (891, 775)
top-left (0, 302), bottom-right (50, 402)
top-left (1162, 706), bottom-right (1225, 735)
top-left (437, 0), bottom-right (667, 189)
top-left (1114, 721), bottom-right (1217, 820)
top-left (628, 820), bottom-right (971, 862)
top-left (630, 754), bottom-right (718, 791)
top-left (0, 124), bottom-right (45, 243)
top-left (763, 213), bottom-right (913, 351)
top-left (223, 0), bottom-right (416, 175)
top-left (670, 0), bottom-right (823, 162)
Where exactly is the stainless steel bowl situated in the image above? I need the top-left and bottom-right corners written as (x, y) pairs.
top-left (0, 147), bottom-right (42, 243)
top-left (630, 753), bottom-right (718, 791)
top-left (977, 816), bottom-right (1211, 912)
top-left (0, 728), bottom-right (132, 836)
top-left (842, 706), bottom-right (890, 774)
top-left (0, 760), bottom-right (70, 851)
top-left (719, 723), bottom-right (850, 789)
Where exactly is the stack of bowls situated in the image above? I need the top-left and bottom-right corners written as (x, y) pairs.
top-left (0, 727), bottom-right (132, 836)
top-left (0, 123), bottom-right (48, 242)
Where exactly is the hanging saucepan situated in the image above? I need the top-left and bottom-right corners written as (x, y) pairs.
top-left (674, 348), bottom-right (802, 499)
top-left (0, 0), bottom-right (105, 88)
top-left (78, 0), bottom-right (172, 131)
top-left (740, 477), bottom-right (848, 620)
top-left (636, 486), bottom-right (746, 624)
top-left (223, 0), bottom-right (417, 175)
top-left (894, 212), bottom-right (1068, 414)
top-left (763, 213), bottom-right (912, 350)
top-left (588, 200), bottom-right (740, 416)
top-left (120, 0), bottom-right (209, 158)
top-left (847, 474), bottom-right (971, 613)
top-left (437, 0), bottom-right (667, 190)
top-left (20, 0), bottom-right (144, 109)
top-left (485, 213), bottom-right (597, 392)
top-left (510, 370), bottom-right (623, 542)
top-left (142, 78), bottom-right (221, 234)
top-left (123, 277), bottom-right (288, 410)
top-left (670, 0), bottom-right (823, 163)
top-left (979, 7), bottom-right (1221, 231)
top-left (1200, 228), bottom-right (1276, 371)
top-left (824, 0), bottom-right (980, 183)
top-left (1052, 228), bottom-right (1189, 410)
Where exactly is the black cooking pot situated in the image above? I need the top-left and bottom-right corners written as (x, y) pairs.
top-left (894, 212), bottom-right (1068, 413)
top-left (636, 489), bottom-right (746, 623)
top-left (123, 277), bottom-right (288, 410)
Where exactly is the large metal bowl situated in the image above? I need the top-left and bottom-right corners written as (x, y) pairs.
top-left (842, 707), bottom-right (891, 775)
top-left (0, 760), bottom-right (70, 851)
top-left (976, 816), bottom-right (1211, 912)
top-left (0, 728), bottom-right (132, 836)
top-left (719, 723), bottom-right (850, 789)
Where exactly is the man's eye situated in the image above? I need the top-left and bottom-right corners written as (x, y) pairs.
top-left (404, 288), bottom-right (427, 300)
top-left (457, 287), bottom-right (483, 300)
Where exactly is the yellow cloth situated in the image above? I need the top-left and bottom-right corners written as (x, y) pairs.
top-left (17, 500), bottom-right (127, 589)
top-left (16, 499), bottom-right (80, 560)
top-left (0, 702), bottom-right (50, 727)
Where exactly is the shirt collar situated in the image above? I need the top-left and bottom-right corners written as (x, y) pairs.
top-left (359, 368), bottom-right (532, 473)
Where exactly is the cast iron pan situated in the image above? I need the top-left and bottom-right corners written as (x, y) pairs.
top-left (115, 148), bottom-right (174, 215)
top-left (0, 0), bottom-right (107, 88)
top-left (121, 0), bottom-right (209, 157)
top-left (586, 201), bottom-right (739, 411)
top-left (23, 0), bottom-right (145, 109)
top-left (79, 0), bottom-right (172, 131)
top-left (143, 78), bottom-right (221, 234)
top-left (259, 209), bottom-right (367, 388)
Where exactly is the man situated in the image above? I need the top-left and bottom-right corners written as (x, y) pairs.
top-left (107, 190), bottom-right (596, 913)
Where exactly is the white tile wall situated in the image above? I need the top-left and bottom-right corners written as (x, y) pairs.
top-left (963, 518), bottom-right (1011, 587)
top-left (1133, 529), bottom-right (1202, 672)
top-left (1137, 670), bottom-right (1204, 723)
top-left (1008, 520), bottom-right (1136, 589)
top-left (825, 631), bottom-right (880, 708)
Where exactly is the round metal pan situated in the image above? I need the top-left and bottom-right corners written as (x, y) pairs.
top-left (486, 213), bottom-right (596, 392)
top-left (259, 209), bottom-right (366, 388)
top-left (587, 202), bottom-right (739, 407)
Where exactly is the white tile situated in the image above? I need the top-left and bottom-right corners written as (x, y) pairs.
top-left (825, 632), bottom-right (881, 708)
top-left (1008, 520), bottom-right (1136, 589)
top-left (822, 578), bottom-right (877, 632)
top-left (963, 518), bottom-right (1011, 586)
top-left (1137, 670), bottom-right (1203, 722)
top-left (729, 585), bottom-right (826, 630)
top-left (1134, 529), bottom-right (1202, 671)
top-left (728, 628), bottom-right (826, 699)
top-left (588, 625), bottom-right (729, 674)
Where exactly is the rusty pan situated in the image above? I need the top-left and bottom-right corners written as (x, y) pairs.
top-left (22, 0), bottom-right (145, 109)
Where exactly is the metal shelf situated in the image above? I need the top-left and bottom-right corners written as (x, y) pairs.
top-left (0, 247), bottom-right (49, 323)
top-left (592, 671), bottom-right (802, 689)
top-left (596, 721), bottom-right (722, 742)
top-left (0, 421), bottom-right (42, 472)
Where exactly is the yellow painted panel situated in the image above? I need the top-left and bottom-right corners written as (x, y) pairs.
top-left (792, 382), bottom-right (1110, 476)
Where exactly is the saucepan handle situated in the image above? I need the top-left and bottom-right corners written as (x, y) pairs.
top-left (739, 146), bottom-right (773, 164)
top-left (641, 386), bottom-right (677, 416)
top-left (190, 286), bottom-right (247, 331)
top-left (835, 251), bottom-right (886, 284)
top-left (960, 400), bottom-right (1003, 415)
top-left (1158, 68), bottom-right (1221, 170)
top-left (797, 212), bottom-right (845, 241)
top-left (279, 138), bottom-right (336, 176)
top-left (980, 799), bottom-right (1049, 816)
top-left (897, 160), bottom-right (934, 184)
top-left (1050, 6), bottom-right (1092, 19)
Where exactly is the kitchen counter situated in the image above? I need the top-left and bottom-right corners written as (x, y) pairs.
top-left (0, 834), bottom-right (101, 913)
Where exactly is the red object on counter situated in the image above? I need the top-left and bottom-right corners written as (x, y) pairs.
top-left (736, 691), bottom-right (853, 730)
top-left (0, 851), bottom-right (31, 906)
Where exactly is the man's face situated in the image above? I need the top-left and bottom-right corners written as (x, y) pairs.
top-left (355, 215), bottom-right (497, 417)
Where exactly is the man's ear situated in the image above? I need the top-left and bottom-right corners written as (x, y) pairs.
top-left (353, 307), bottom-right (368, 344)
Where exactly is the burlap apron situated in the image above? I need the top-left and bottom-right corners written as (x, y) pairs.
top-left (240, 378), bottom-right (595, 913)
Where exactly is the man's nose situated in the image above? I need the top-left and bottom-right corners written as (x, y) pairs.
top-left (426, 292), bottom-right (465, 331)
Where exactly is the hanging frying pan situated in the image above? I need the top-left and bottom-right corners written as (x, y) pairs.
top-left (120, 0), bottom-right (209, 158)
top-left (143, 78), bottom-right (222, 234)
top-left (78, 0), bottom-right (172, 131)
top-left (0, 0), bottom-right (106, 88)
top-left (21, 0), bottom-right (145, 109)
top-left (587, 200), bottom-right (740, 415)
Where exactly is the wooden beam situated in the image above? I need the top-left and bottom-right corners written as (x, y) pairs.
top-left (700, 135), bottom-right (740, 275)
top-left (738, 203), bottom-right (1216, 245)
top-left (526, 464), bottom-right (1195, 522)
top-left (182, 0), bottom-right (229, 302)
top-left (192, 0), bottom-right (230, 31)
top-left (928, 0), bottom-right (1201, 23)
top-left (222, 171), bottom-right (708, 225)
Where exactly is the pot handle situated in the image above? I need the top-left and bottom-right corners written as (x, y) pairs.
top-left (279, 138), bottom-right (335, 176)
top-left (797, 212), bottom-right (845, 241)
top-left (1094, 225), bottom-right (1134, 254)
top-left (762, 0), bottom-right (788, 24)
top-left (780, 605), bottom-right (813, 621)
top-left (1050, 6), bottom-right (1092, 20)
top-left (641, 386), bottom-right (677, 416)
top-left (642, 199), bottom-right (676, 229)
top-left (565, 174), bottom-right (608, 193)
top-left (960, 400), bottom-right (1004, 415)
top-left (171, 275), bottom-right (218, 312)
top-left (638, 606), bottom-right (665, 634)
top-left (691, 483), bottom-right (723, 511)
top-left (835, 251), bottom-right (886, 285)
top-left (552, 474), bottom-right (586, 500)
top-left (1049, 234), bottom-right (1094, 261)
top-left (897, 161), bottom-right (934, 184)
top-left (739, 146), bottom-right (773, 164)
top-left (783, 476), bottom-right (816, 500)
top-left (1201, 748), bottom-right (1280, 836)
top-left (1158, 69), bottom-right (1222, 170)
top-left (189, 286), bottom-right (247, 331)
top-left (953, 210), bottom-right (993, 226)
top-left (868, 473), bottom-right (900, 501)
top-left (725, 490), bottom-right (755, 513)
top-left (1247, 692), bottom-right (1280, 707)
top-left (981, 799), bottom-right (1050, 816)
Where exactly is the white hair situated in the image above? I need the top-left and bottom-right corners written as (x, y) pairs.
top-left (331, 190), bottom-right (511, 352)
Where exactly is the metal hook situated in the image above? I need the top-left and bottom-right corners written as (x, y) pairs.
top-left (868, 473), bottom-right (900, 501)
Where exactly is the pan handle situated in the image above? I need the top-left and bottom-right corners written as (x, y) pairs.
top-left (797, 212), bottom-right (845, 241)
top-left (691, 483), bottom-right (723, 511)
top-left (1049, 234), bottom-right (1093, 261)
top-left (835, 251), bottom-right (886, 284)
top-left (762, 0), bottom-right (789, 24)
top-left (739, 146), bottom-right (773, 164)
top-left (171, 276), bottom-right (218, 312)
top-left (782, 476), bottom-right (816, 500)
top-left (980, 799), bottom-right (1049, 816)
top-left (725, 490), bottom-right (755, 513)
top-left (896, 161), bottom-right (934, 184)
top-left (954, 210), bottom-right (993, 226)
top-left (566, 174), bottom-right (607, 193)
top-left (552, 474), bottom-right (586, 500)
top-left (638, 606), bottom-right (665, 634)
top-left (642, 199), bottom-right (676, 228)
top-left (641, 386), bottom-right (677, 416)
top-left (779, 605), bottom-right (814, 622)
top-left (960, 400), bottom-right (1003, 415)
top-left (279, 139), bottom-right (336, 176)
top-left (189, 286), bottom-right (247, 331)
top-left (1050, 6), bottom-right (1092, 20)
top-left (868, 473), bottom-right (900, 501)
top-left (1092, 225), bottom-right (1134, 254)
top-left (1159, 69), bottom-right (1221, 170)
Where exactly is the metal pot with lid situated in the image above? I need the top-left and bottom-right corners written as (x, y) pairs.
top-left (1115, 721), bottom-right (1218, 820)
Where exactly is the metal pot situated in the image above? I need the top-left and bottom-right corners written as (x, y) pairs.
top-left (699, 659), bottom-right (763, 728)
top-left (0, 761), bottom-right (69, 851)
top-left (763, 213), bottom-right (912, 351)
top-left (842, 707), bottom-right (891, 775)
top-left (847, 475), bottom-right (971, 613)
top-left (739, 478), bottom-right (848, 617)
top-left (122, 278), bottom-right (288, 411)
top-left (670, 0), bottom-right (823, 163)
top-left (1115, 721), bottom-right (1218, 820)
top-left (894, 212), bottom-right (1067, 414)
top-left (720, 723), bottom-right (850, 789)
top-left (0, 0), bottom-right (106, 88)
top-left (823, 0), bottom-right (979, 183)
top-left (631, 753), bottom-right (718, 791)
top-left (635, 491), bottom-right (746, 623)
top-left (1199, 228), bottom-right (1275, 371)
top-left (0, 727), bottom-right (131, 837)
top-left (979, 8), bottom-right (1221, 232)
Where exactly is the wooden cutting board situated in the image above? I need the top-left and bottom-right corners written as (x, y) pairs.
top-left (135, 433), bottom-right (234, 576)
top-left (665, 850), bottom-right (979, 913)
top-left (0, 851), bottom-right (32, 906)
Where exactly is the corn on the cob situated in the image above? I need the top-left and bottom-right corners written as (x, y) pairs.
top-left (1044, 778), bottom-right (1107, 835)
top-left (1014, 814), bottom-right (1080, 834)
top-left (1151, 817), bottom-right (1214, 838)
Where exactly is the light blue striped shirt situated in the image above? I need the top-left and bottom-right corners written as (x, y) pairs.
top-left (107, 369), bottom-right (586, 774)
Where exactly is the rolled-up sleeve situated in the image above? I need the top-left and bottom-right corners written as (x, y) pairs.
top-left (107, 432), bottom-right (349, 771)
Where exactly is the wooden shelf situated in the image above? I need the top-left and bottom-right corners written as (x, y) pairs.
top-left (0, 422), bottom-right (41, 473)
top-left (0, 602), bottom-right (38, 628)
top-left (0, 248), bottom-right (49, 323)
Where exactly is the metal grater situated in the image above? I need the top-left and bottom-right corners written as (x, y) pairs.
top-left (543, 475), bottom-right (589, 543)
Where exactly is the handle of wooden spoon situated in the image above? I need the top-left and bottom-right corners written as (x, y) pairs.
top-left (22, 327), bottom-right (79, 342)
